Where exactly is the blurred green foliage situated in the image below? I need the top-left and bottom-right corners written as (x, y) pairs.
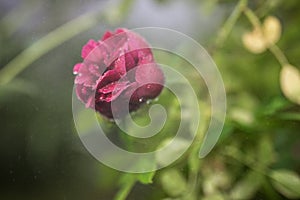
top-left (1, 0), bottom-right (300, 200)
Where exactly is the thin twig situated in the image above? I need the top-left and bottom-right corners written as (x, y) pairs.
top-left (215, 0), bottom-right (248, 48)
top-left (243, 7), bottom-right (262, 27)
top-left (0, 0), bottom-right (135, 86)
top-left (114, 177), bottom-right (136, 200)
top-left (0, 11), bottom-right (100, 85)
top-left (268, 44), bottom-right (289, 66)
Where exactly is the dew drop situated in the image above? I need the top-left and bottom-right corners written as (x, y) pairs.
top-left (73, 71), bottom-right (78, 75)
top-left (138, 98), bottom-right (144, 103)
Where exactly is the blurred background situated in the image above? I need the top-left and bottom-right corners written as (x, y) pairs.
top-left (0, 0), bottom-right (300, 199)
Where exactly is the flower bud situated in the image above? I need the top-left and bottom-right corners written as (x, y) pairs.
top-left (73, 28), bottom-right (164, 119)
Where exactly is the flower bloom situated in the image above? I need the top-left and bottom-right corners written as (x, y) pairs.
top-left (73, 28), bottom-right (164, 119)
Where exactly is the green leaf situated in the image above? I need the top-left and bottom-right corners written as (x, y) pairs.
top-left (269, 169), bottom-right (300, 199)
top-left (118, 157), bottom-right (156, 186)
top-left (262, 97), bottom-right (291, 116)
top-left (137, 171), bottom-right (155, 184)
top-left (160, 169), bottom-right (187, 197)
top-left (230, 170), bottom-right (263, 199)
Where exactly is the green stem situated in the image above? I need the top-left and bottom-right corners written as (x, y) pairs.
top-left (215, 0), bottom-right (247, 47)
top-left (0, 0), bottom-right (135, 86)
top-left (114, 177), bottom-right (136, 200)
top-left (0, 11), bottom-right (101, 85)
top-left (268, 44), bottom-right (289, 66)
top-left (243, 7), bottom-right (262, 27)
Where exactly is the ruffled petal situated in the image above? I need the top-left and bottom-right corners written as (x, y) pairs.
top-left (96, 69), bottom-right (122, 89)
top-left (73, 63), bottom-right (83, 75)
top-left (81, 39), bottom-right (99, 59)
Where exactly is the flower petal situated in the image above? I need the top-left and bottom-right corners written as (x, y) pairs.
top-left (81, 39), bottom-right (99, 59)
top-left (135, 63), bottom-right (164, 84)
top-left (97, 81), bottom-right (130, 102)
top-left (113, 55), bottom-right (126, 75)
top-left (73, 63), bottom-right (83, 75)
top-left (96, 69), bottom-right (122, 89)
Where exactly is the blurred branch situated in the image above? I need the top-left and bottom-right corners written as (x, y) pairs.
top-left (114, 176), bottom-right (136, 200)
top-left (243, 7), bottom-right (262, 27)
top-left (0, 0), bottom-right (135, 86)
top-left (268, 44), bottom-right (289, 66)
top-left (215, 0), bottom-right (247, 48)
top-left (0, 11), bottom-right (100, 86)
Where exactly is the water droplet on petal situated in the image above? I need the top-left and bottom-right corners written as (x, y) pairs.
top-left (73, 63), bottom-right (82, 75)
top-left (138, 98), bottom-right (144, 103)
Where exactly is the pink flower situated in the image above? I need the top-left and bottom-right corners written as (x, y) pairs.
top-left (73, 28), bottom-right (164, 119)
